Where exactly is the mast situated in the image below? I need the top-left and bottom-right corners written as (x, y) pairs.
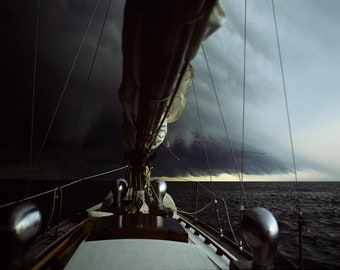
top-left (119, 0), bottom-right (225, 199)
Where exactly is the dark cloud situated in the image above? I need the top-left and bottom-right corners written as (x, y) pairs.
top-left (1, 0), bottom-right (306, 182)
top-left (152, 133), bottom-right (292, 178)
top-left (1, 0), bottom-right (124, 178)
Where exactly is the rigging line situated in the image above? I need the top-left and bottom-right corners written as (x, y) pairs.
top-left (214, 196), bottom-right (224, 237)
top-left (201, 44), bottom-right (249, 208)
top-left (60, 165), bottom-right (128, 189)
top-left (177, 200), bottom-right (213, 215)
top-left (220, 197), bottom-right (238, 245)
top-left (241, 0), bottom-right (247, 183)
top-left (271, 1), bottom-right (299, 202)
top-left (201, 44), bottom-right (239, 177)
top-left (25, 0), bottom-right (41, 198)
top-left (0, 166), bottom-right (127, 209)
top-left (147, 62), bottom-right (190, 153)
top-left (240, 0), bottom-right (248, 209)
top-left (46, 188), bottom-right (58, 231)
top-left (272, 2), bottom-right (302, 268)
top-left (55, 187), bottom-right (63, 238)
top-left (0, 188), bottom-right (56, 209)
top-left (32, 0), bottom-right (101, 172)
top-left (30, 0), bottom-right (40, 175)
top-left (162, 141), bottom-right (180, 161)
top-left (193, 81), bottom-right (213, 183)
top-left (60, 0), bottom-right (112, 181)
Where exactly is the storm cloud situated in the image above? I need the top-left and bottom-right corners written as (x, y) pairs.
top-left (1, 0), bottom-right (340, 181)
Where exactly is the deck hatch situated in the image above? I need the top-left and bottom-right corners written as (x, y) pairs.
top-left (86, 214), bottom-right (188, 243)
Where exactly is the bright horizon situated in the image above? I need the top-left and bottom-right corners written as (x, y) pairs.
top-left (158, 169), bottom-right (338, 182)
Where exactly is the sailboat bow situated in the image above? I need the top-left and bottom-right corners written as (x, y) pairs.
top-left (0, 1), bottom-right (284, 269)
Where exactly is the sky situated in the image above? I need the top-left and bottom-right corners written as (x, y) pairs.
top-left (1, 0), bottom-right (340, 182)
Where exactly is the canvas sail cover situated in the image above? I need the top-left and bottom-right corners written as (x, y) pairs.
top-left (119, 0), bottom-right (225, 153)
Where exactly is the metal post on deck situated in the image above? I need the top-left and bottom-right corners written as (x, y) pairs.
top-left (194, 182), bottom-right (199, 222)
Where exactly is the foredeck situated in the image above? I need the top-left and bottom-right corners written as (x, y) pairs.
top-left (65, 238), bottom-right (222, 270)
top-left (64, 213), bottom-right (232, 270)
top-left (25, 206), bottom-right (252, 270)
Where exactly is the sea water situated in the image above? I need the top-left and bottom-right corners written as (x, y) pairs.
top-left (1, 180), bottom-right (339, 269)
top-left (167, 181), bottom-right (340, 269)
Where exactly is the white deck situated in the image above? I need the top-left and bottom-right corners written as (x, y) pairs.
top-left (64, 211), bottom-right (234, 270)
top-left (65, 238), bottom-right (224, 270)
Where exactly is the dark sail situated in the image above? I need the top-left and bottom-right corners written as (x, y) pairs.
top-left (119, 0), bottom-right (225, 189)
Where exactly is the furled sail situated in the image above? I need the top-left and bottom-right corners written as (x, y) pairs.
top-left (121, 65), bottom-right (194, 151)
top-left (119, 0), bottom-right (225, 163)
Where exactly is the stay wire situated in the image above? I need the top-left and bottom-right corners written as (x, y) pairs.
top-left (241, 0), bottom-right (247, 185)
top-left (221, 197), bottom-right (238, 244)
top-left (239, 0), bottom-right (248, 210)
top-left (26, 0), bottom-right (40, 197)
top-left (46, 188), bottom-right (58, 231)
top-left (60, 0), bottom-right (112, 181)
top-left (30, 0), bottom-right (40, 175)
top-left (1, 166), bottom-right (127, 209)
top-left (201, 44), bottom-right (248, 208)
top-left (271, 0), bottom-right (299, 204)
top-left (55, 187), bottom-right (63, 238)
top-left (192, 82), bottom-right (213, 183)
top-left (272, 2), bottom-right (303, 267)
top-left (32, 0), bottom-right (101, 173)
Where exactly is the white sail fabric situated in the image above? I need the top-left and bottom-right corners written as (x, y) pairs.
top-left (120, 65), bottom-right (193, 151)
top-left (202, 0), bottom-right (226, 41)
top-left (151, 118), bottom-right (168, 150)
top-left (151, 65), bottom-right (193, 150)
top-left (167, 65), bottom-right (193, 124)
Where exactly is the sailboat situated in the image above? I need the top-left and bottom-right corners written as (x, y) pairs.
top-left (0, 0), bottom-right (287, 269)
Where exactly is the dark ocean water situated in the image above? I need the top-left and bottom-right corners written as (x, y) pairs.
top-left (167, 181), bottom-right (340, 269)
top-left (1, 180), bottom-right (339, 269)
